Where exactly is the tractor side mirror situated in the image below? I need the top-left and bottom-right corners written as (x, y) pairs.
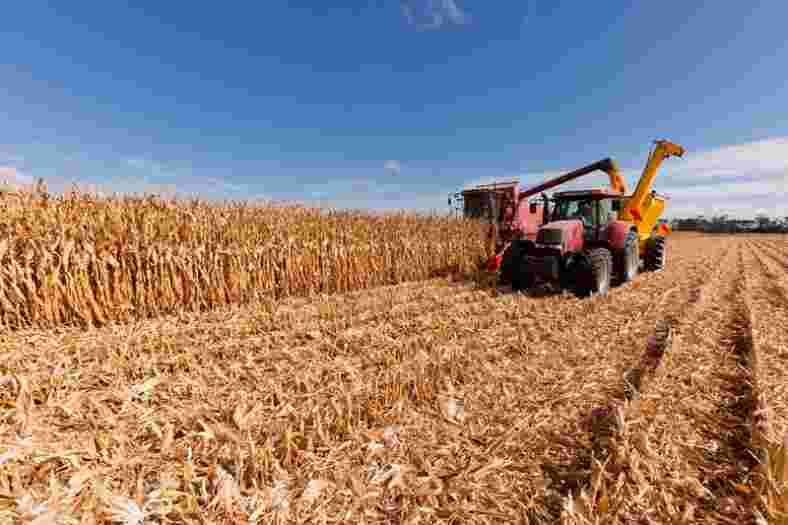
top-left (612, 200), bottom-right (622, 211)
top-left (529, 202), bottom-right (537, 214)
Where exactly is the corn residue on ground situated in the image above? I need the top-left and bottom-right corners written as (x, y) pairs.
top-left (1, 225), bottom-right (788, 523)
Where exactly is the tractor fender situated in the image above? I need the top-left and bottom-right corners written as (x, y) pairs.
top-left (605, 220), bottom-right (636, 251)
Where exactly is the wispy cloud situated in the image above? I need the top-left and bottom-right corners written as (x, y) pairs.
top-left (459, 175), bottom-right (530, 191)
top-left (11, 137), bottom-right (787, 220)
top-left (0, 152), bottom-right (25, 165)
top-left (0, 166), bottom-right (33, 188)
top-left (400, 0), bottom-right (468, 29)
top-left (659, 137), bottom-right (788, 182)
top-left (632, 137), bottom-right (788, 219)
top-left (383, 159), bottom-right (401, 176)
top-left (299, 176), bottom-right (446, 212)
top-left (119, 157), bottom-right (249, 198)
top-left (124, 157), bottom-right (178, 179)
top-left (458, 137), bottom-right (788, 220)
top-left (124, 158), bottom-right (148, 169)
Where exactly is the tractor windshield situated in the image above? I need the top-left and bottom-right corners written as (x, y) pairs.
top-left (598, 198), bottom-right (616, 223)
top-left (552, 198), bottom-right (597, 227)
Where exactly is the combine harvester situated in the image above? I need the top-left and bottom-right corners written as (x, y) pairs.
top-left (451, 139), bottom-right (685, 297)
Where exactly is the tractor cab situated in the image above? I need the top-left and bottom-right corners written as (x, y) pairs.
top-left (537, 189), bottom-right (625, 244)
top-left (553, 189), bottom-right (623, 227)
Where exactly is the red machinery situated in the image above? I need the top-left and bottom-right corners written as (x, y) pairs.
top-left (498, 140), bottom-right (684, 296)
top-left (451, 158), bottom-right (626, 273)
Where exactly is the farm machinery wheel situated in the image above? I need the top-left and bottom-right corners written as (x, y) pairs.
top-left (618, 230), bottom-right (640, 283)
top-left (511, 256), bottom-right (535, 292)
top-left (498, 242), bottom-right (521, 286)
top-left (645, 236), bottom-right (667, 272)
top-left (499, 241), bottom-right (534, 292)
top-left (574, 248), bottom-right (612, 297)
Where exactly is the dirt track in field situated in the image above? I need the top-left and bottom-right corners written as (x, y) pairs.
top-left (1, 233), bottom-right (787, 524)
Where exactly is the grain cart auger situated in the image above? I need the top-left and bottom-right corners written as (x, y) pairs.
top-left (500, 139), bottom-right (685, 296)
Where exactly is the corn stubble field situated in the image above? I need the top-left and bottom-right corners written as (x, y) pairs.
top-left (1, 189), bottom-right (788, 524)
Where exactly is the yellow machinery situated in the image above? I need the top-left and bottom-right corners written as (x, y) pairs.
top-left (619, 139), bottom-right (685, 255)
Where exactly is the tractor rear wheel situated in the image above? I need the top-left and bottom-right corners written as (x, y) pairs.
top-left (575, 248), bottom-right (612, 297)
top-left (619, 230), bottom-right (640, 283)
top-left (645, 236), bottom-right (667, 272)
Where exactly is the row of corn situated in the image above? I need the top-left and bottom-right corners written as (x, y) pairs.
top-left (0, 187), bottom-right (488, 329)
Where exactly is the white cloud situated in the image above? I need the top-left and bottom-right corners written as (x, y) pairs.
top-left (401, 0), bottom-right (468, 29)
top-left (120, 157), bottom-right (248, 197)
top-left (0, 166), bottom-right (33, 188)
top-left (0, 153), bottom-right (24, 164)
top-left (124, 157), bottom-right (177, 179)
top-left (0, 151), bottom-right (255, 204)
top-left (457, 137), bottom-right (788, 220)
top-left (648, 137), bottom-right (788, 219)
top-left (460, 175), bottom-right (536, 191)
top-left (304, 178), bottom-right (388, 201)
top-left (124, 157), bottom-right (148, 169)
top-left (203, 176), bottom-right (245, 193)
top-left (384, 159), bottom-right (401, 176)
top-left (670, 137), bottom-right (788, 179)
top-left (297, 176), bottom-right (446, 213)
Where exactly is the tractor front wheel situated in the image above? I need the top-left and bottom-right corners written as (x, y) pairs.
top-left (511, 265), bottom-right (535, 292)
top-left (511, 253), bottom-right (535, 292)
top-left (620, 230), bottom-right (640, 283)
top-left (498, 242), bottom-right (521, 285)
top-left (645, 236), bottom-right (667, 272)
top-left (575, 248), bottom-right (612, 297)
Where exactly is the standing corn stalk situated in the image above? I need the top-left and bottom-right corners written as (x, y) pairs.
top-left (0, 188), bottom-right (488, 330)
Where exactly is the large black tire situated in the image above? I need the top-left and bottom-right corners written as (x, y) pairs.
top-left (574, 248), bottom-right (612, 297)
top-left (511, 261), bottom-right (535, 292)
top-left (645, 236), bottom-right (667, 272)
top-left (499, 241), bottom-right (534, 292)
top-left (618, 230), bottom-right (640, 283)
top-left (498, 242), bottom-right (521, 285)
top-left (511, 249), bottom-right (535, 292)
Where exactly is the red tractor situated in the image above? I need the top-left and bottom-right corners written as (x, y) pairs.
top-left (449, 159), bottom-right (626, 264)
top-left (498, 140), bottom-right (684, 296)
top-left (500, 188), bottom-right (636, 295)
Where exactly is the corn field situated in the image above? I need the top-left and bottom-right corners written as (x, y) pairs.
top-left (0, 187), bottom-right (488, 329)
top-left (3, 234), bottom-right (788, 524)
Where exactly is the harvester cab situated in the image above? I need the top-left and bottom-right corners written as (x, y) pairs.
top-left (498, 139), bottom-right (685, 297)
top-left (452, 180), bottom-right (544, 256)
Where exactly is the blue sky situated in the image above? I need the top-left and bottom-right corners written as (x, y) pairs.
top-left (1, 1), bottom-right (787, 218)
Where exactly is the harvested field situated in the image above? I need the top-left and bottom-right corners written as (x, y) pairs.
top-left (1, 233), bottom-right (788, 524)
